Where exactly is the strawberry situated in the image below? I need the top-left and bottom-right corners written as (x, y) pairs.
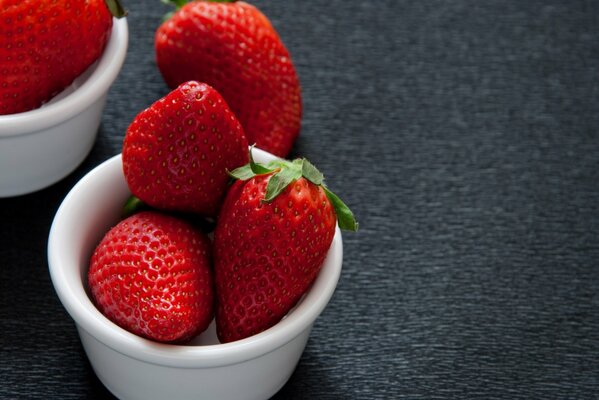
top-left (0, 0), bottom-right (126, 115)
top-left (122, 80), bottom-right (249, 218)
top-left (213, 153), bottom-right (357, 342)
top-left (88, 211), bottom-right (214, 343)
top-left (155, 0), bottom-right (302, 157)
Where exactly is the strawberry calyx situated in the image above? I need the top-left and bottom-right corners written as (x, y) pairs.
top-left (161, 0), bottom-right (189, 9)
top-left (228, 149), bottom-right (359, 232)
top-left (161, 0), bottom-right (236, 10)
top-left (105, 0), bottom-right (127, 18)
top-left (160, 0), bottom-right (190, 21)
top-left (122, 196), bottom-right (148, 218)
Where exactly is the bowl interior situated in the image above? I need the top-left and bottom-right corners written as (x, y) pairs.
top-left (48, 148), bottom-right (343, 368)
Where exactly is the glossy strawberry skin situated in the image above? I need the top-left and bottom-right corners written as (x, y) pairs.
top-left (213, 174), bottom-right (337, 343)
top-left (155, 1), bottom-right (302, 157)
top-left (122, 81), bottom-right (249, 218)
top-left (88, 211), bottom-right (214, 343)
top-left (0, 0), bottom-right (113, 115)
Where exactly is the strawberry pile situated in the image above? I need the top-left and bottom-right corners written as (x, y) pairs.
top-left (89, 81), bottom-right (357, 344)
top-left (87, 0), bottom-right (358, 345)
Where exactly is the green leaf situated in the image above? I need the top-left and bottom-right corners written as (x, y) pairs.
top-left (227, 164), bottom-right (256, 181)
top-left (228, 147), bottom-right (276, 181)
top-left (161, 0), bottom-right (236, 12)
top-left (264, 164), bottom-right (302, 202)
top-left (104, 0), bottom-right (127, 18)
top-left (161, 0), bottom-right (190, 8)
top-left (265, 160), bottom-right (287, 170)
top-left (301, 158), bottom-right (324, 185)
top-left (249, 158), bottom-right (272, 175)
top-left (323, 187), bottom-right (359, 232)
top-left (122, 196), bottom-right (147, 218)
top-left (162, 10), bottom-right (175, 22)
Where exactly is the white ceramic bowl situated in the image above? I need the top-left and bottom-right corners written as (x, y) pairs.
top-left (48, 148), bottom-right (343, 400)
top-left (0, 18), bottom-right (128, 197)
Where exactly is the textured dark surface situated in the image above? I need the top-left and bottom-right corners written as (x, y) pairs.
top-left (1, 0), bottom-right (599, 399)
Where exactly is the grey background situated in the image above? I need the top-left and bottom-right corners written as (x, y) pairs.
top-left (1, 0), bottom-right (598, 398)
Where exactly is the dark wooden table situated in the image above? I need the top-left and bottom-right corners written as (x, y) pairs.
top-left (1, 1), bottom-right (598, 398)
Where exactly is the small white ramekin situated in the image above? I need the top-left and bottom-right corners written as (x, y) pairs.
top-left (48, 148), bottom-right (343, 400)
top-left (0, 18), bottom-right (128, 197)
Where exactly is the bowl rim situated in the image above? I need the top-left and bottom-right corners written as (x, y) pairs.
top-left (0, 17), bottom-right (129, 137)
top-left (48, 150), bottom-right (343, 368)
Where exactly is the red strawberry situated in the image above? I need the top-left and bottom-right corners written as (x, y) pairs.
top-left (0, 0), bottom-right (126, 115)
top-left (213, 153), bottom-right (357, 342)
top-left (122, 80), bottom-right (249, 218)
top-left (155, 0), bottom-right (302, 157)
top-left (88, 211), bottom-right (214, 343)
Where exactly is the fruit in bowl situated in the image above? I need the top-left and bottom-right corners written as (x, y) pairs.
top-left (88, 211), bottom-right (215, 343)
top-left (41, 0), bottom-right (358, 394)
top-left (0, 0), bottom-right (126, 115)
top-left (48, 148), bottom-right (351, 399)
top-left (122, 81), bottom-right (249, 218)
top-left (47, 69), bottom-right (357, 395)
top-left (88, 81), bottom-right (357, 346)
top-left (0, 0), bottom-right (128, 197)
top-left (214, 155), bottom-right (357, 342)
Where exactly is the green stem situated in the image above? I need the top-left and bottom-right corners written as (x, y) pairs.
top-left (161, 0), bottom-right (189, 9)
top-left (161, 0), bottom-right (236, 10)
top-left (122, 196), bottom-right (147, 218)
top-left (105, 0), bottom-right (127, 18)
